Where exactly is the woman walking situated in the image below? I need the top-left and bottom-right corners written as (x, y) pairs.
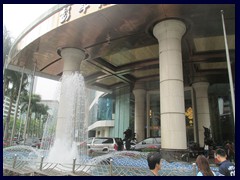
top-left (196, 155), bottom-right (215, 176)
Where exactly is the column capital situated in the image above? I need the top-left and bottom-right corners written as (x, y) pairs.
top-left (60, 48), bottom-right (86, 72)
top-left (133, 81), bottom-right (146, 90)
top-left (192, 76), bottom-right (209, 84)
top-left (192, 81), bottom-right (209, 89)
top-left (153, 19), bottom-right (186, 41)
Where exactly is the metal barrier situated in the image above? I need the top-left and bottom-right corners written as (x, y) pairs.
top-left (3, 148), bottom-right (220, 176)
top-left (4, 156), bottom-right (198, 176)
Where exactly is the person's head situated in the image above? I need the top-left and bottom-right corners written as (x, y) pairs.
top-left (215, 148), bottom-right (227, 162)
top-left (147, 152), bottom-right (162, 170)
top-left (196, 155), bottom-right (214, 176)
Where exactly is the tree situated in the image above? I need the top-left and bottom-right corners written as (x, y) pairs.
top-left (20, 94), bottom-right (41, 137)
top-left (3, 69), bottom-right (29, 141)
top-left (3, 25), bottom-right (13, 97)
top-left (3, 25), bottom-right (12, 71)
top-left (35, 103), bottom-right (49, 137)
top-left (3, 26), bottom-right (30, 142)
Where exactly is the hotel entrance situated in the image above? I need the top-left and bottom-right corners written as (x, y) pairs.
top-left (146, 88), bottom-right (196, 145)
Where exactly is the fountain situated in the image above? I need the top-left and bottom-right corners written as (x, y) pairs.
top-left (46, 72), bottom-right (88, 164)
top-left (39, 48), bottom-right (87, 164)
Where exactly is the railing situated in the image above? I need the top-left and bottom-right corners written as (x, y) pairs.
top-left (3, 155), bottom-right (201, 176)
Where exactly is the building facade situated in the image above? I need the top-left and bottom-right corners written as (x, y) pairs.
top-left (6, 4), bottom-right (235, 160)
top-left (3, 96), bottom-right (20, 119)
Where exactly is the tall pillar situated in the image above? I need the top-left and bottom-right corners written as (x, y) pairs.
top-left (192, 81), bottom-right (210, 147)
top-left (153, 19), bottom-right (187, 161)
top-left (133, 82), bottom-right (146, 141)
top-left (56, 48), bottom-right (86, 140)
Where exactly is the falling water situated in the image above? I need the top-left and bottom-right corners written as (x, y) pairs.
top-left (44, 72), bottom-right (88, 164)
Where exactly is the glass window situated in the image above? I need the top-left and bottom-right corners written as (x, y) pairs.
top-left (149, 94), bottom-right (160, 137)
top-left (87, 138), bottom-right (93, 144)
top-left (143, 138), bottom-right (154, 144)
top-left (154, 138), bottom-right (161, 144)
top-left (102, 138), bottom-right (113, 144)
top-left (93, 138), bottom-right (113, 144)
top-left (97, 94), bottom-right (114, 120)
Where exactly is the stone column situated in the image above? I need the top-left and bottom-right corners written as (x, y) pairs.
top-left (192, 81), bottom-right (210, 147)
top-left (56, 48), bottom-right (86, 139)
top-left (133, 82), bottom-right (146, 142)
top-left (153, 19), bottom-right (187, 161)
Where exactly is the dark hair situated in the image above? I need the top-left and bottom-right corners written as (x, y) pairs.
top-left (215, 148), bottom-right (226, 157)
top-left (196, 155), bottom-right (214, 176)
top-left (147, 152), bottom-right (162, 170)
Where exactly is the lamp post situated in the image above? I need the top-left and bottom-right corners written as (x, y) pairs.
top-left (221, 10), bottom-right (235, 124)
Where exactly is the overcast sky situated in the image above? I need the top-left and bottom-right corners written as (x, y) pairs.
top-left (3, 4), bottom-right (60, 100)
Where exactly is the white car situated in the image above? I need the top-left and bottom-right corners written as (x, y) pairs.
top-left (88, 137), bottom-right (124, 155)
top-left (132, 137), bottom-right (161, 152)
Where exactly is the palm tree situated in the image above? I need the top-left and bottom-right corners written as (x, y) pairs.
top-left (34, 103), bottom-right (49, 137)
top-left (20, 94), bottom-right (41, 137)
top-left (3, 26), bottom-right (30, 143)
top-left (3, 69), bottom-right (29, 141)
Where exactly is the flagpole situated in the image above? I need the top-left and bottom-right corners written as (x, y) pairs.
top-left (221, 10), bottom-right (235, 124)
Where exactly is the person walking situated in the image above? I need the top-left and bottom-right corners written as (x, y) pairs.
top-left (215, 148), bottom-right (235, 176)
top-left (196, 155), bottom-right (215, 176)
top-left (225, 142), bottom-right (235, 162)
top-left (146, 152), bottom-right (162, 176)
top-left (196, 155), bottom-right (216, 176)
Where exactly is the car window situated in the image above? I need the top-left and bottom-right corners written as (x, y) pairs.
top-left (154, 138), bottom-right (161, 144)
top-left (102, 138), bottom-right (113, 144)
top-left (143, 138), bottom-right (153, 144)
top-left (115, 138), bottom-right (123, 144)
top-left (87, 138), bottom-right (93, 144)
top-left (93, 138), bottom-right (113, 144)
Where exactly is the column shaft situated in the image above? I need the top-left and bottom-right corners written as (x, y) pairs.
top-left (133, 83), bottom-right (146, 142)
top-left (153, 19), bottom-right (187, 150)
top-left (192, 82), bottom-right (210, 147)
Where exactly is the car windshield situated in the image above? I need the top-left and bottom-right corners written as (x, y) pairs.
top-left (142, 138), bottom-right (153, 144)
top-left (139, 137), bottom-right (161, 144)
top-left (154, 138), bottom-right (161, 143)
top-left (87, 138), bottom-right (93, 144)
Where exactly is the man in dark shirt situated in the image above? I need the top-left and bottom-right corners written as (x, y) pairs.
top-left (215, 148), bottom-right (235, 176)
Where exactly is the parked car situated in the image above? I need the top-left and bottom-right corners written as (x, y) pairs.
top-left (87, 137), bottom-right (124, 155)
top-left (18, 137), bottom-right (41, 148)
top-left (132, 137), bottom-right (161, 152)
top-left (123, 140), bottom-right (137, 150)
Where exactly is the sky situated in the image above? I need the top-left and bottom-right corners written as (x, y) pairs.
top-left (3, 4), bottom-right (60, 100)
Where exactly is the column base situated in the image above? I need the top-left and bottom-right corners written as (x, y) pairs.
top-left (161, 148), bottom-right (190, 162)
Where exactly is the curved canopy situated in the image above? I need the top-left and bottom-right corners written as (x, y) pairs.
top-left (7, 4), bottom-right (235, 91)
